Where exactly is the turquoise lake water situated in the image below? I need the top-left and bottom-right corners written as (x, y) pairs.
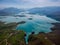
top-left (0, 14), bottom-right (57, 33)
top-left (0, 14), bottom-right (58, 43)
top-left (0, 14), bottom-right (58, 34)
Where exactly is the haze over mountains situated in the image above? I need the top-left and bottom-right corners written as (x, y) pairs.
top-left (0, 7), bottom-right (25, 16)
top-left (28, 7), bottom-right (60, 14)
top-left (0, 6), bottom-right (60, 21)
top-left (28, 6), bottom-right (60, 21)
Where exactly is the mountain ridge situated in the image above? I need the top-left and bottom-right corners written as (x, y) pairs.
top-left (28, 6), bottom-right (60, 21)
top-left (0, 7), bottom-right (25, 16)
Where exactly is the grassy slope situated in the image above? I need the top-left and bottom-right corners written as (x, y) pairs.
top-left (0, 21), bottom-right (26, 45)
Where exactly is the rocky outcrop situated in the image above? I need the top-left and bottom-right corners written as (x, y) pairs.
top-left (28, 23), bottom-right (60, 45)
top-left (46, 23), bottom-right (60, 45)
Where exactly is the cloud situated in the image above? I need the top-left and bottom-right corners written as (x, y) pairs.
top-left (49, 0), bottom-right (60, 2)
top-left (0, 0), bottom-right (60, 8)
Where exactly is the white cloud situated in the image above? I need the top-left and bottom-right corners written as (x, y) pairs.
top-left (0, 0), bottom-right (60, 8)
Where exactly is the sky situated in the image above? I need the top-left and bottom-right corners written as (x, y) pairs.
top-left (0, 0), bottom-right (60, 9)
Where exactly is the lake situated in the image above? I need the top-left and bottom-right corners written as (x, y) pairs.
top-left (0, 14), bottom-right (58, 43)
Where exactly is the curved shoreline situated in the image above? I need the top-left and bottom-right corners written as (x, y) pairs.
top-left (46, 23), bottom-right (60, 45)
top-left (0, 21), bottom-right (60, 45)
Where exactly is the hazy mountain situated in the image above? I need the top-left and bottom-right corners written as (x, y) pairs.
top-left (28, 6), bottom-right (60, 21)
top-left (47, 11), bottom-right (60, 21)
top-left (0, 7), bottom-right (24, 16)
top-left (0, 7), bottom-right (60, 21)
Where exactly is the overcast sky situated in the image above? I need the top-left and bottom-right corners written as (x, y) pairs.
top-left (0, 0), bottom-right (60, 9)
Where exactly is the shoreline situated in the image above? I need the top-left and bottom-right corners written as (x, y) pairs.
top-left (0, 21), bottom-right (60, 45)
top-left (46, 22), bottom-right (60, 45)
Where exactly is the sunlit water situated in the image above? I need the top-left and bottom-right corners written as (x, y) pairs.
top-left (0, 14), bottom-right (58, 44)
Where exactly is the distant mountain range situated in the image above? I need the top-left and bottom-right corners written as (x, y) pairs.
top-left (28, 6), bottom-right (60, 21)
top-left (0, 7), bottom-right (24, 16)
top-left (28, 6), bottom-right (60, 15)
top-left (0, 7), bottom-right (60, 21)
